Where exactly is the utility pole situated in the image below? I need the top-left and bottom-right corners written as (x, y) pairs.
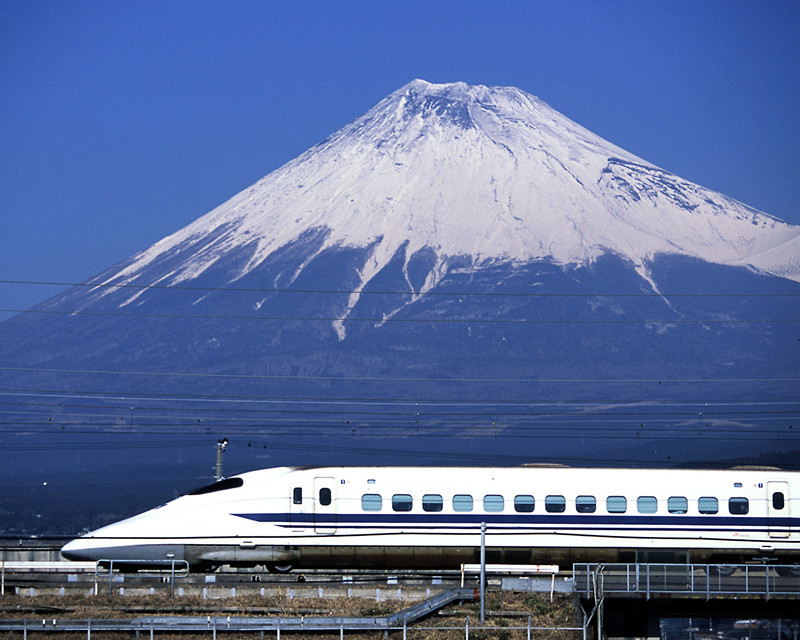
top-left (213, 438), bottom-right (228, 482)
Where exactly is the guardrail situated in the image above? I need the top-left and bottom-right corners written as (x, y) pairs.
top-left (0, 561), bottom-right (95, 573)
top-left (0, 616), bottom-right (587, 638)
top-left (0, 587), bottom-right (539, 637)
top-left (573, 563), bottom-right (800, 600)
top-left (96, 559), bottom-right (190, 597)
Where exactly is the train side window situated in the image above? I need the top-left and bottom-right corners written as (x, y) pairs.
top-left (576, 495), bottom-right (596, 513)
top-left (545, 495), bottom-right (566, 513)
top-left (293, 487), bottom-right (303, 505)
top-left (483, 495), bottom-right (504, 512)
top-left (606, 496), bottom-right (627, 513)
top-left (423, 494), bottom-right (443, 512)
top-left (514, 495), bottom-right (535, 513)
top-left (392, 494), bottom-right (413, 512)
top-left (319, 488), bottom-right (332, 506)
top-left (187, 477), bottom-right (244, 495)
top-left (453, 494), bottom-right (473, 512)
top-left (698, 496), bottom-right (718, 514)
top-left (728, 497), bottom-right (749, 515)
top-left (772, 492), bottom-right (785, 510)
top-left (361, 493), bottom-right (382, 511)
top-left (637, 496), bottom-right (657, 514)
top-left (668, 496), bottom-right (688, 514)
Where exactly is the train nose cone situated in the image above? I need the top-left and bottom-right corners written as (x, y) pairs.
top-left (61, 538), bottom-right (93, 561)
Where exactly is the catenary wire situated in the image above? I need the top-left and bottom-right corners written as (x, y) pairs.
top-left (2, 366), bottom-right (798, 384)
top-left (2, 307), bottom-right (796, 323)
top-left (3, 279), bottom-right (799, 297)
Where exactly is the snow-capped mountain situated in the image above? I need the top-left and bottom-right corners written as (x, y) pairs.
top-left (82, 79), bottom-right (799, 339)
top-left (2, 80), bottom-right (799, 534)
top-left (6, 77), bottom-right (799, 402)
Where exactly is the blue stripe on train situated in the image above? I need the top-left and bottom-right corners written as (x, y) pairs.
top-left (232, 511), bottom-right (798, 530)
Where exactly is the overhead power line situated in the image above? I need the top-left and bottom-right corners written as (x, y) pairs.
top-left (3, 436), bottom-right (798, 466)
top-left (2, 279), bottom-right (799, 298)
top-left (2, 307), bottom-right (796, 324)
top-left (5, 413), bottom-right (796, 426)
top-left (2, 366), bottom-right (798, 385)
top-left (3, 395), bottom-right (798, 413)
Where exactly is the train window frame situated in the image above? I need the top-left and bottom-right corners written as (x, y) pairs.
top-left (392, 493), bottom-right (414, 513)
top-left (545, 495), bottom-right (566, 513)
top-left (772, 492), bottom-right (785, 510)
top-left (637, 496), bottom-right (658, 514)
top-left (392, 494), bottom-right (413, 512)
top-left (728, 497), bottom-right (749, 515)
top-left (422, 494), bottom-right (443, 512)
top-left (576, 495), bottom-right (596, 513)
top-left (319, 488), bottom-right (332, 506)
top-left (293, 487), bottom-right (303, 505)
top-left (453, 494), bottom-right (473, 512)
top-left (483, 494), bottom-right (504, 512)
top-left (667, 496), bottom-right (688, 514)
top-left (361, 493), bottom-right (382, 511)
top-left (186, 477), bottom-right (244, 496)
top-left (606, 496), bottom-right (627, 513)
top-left (698, 496), bottom-right (719, 514)
top-left (514, 495), bottom-right (535, 513)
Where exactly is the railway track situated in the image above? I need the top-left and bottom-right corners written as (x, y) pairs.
top-left (1, 564), bottom-right (474, 605)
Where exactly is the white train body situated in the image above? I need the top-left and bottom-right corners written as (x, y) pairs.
top-left (61, 466), bottom-right (799, 571)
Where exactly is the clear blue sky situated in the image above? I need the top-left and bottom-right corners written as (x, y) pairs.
top-left (2, 0), bottom-right (799, 318)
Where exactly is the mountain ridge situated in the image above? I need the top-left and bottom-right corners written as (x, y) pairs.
top-left (77, 79), bottom-right (799, 338)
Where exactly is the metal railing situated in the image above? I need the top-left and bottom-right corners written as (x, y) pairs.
top-left (0, 587), bottom-right (589, 638)
top-left (95, 559), bottom-right (189, 597)
top-left (0, 616), bottom-right (586, 638)
top-left (573, 563), bottom-right (800, 600)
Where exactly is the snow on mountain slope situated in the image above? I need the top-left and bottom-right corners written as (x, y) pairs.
top-left (92, 79), bottom-right (800, 315)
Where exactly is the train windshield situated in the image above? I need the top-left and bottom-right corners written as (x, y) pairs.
top-left (186, 477), bottom-right (244, 496)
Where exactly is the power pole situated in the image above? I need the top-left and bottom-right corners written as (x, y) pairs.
top-left (214, 438), bottom-right (228, 482)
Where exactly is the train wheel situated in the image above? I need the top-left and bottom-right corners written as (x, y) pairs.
top-left (267, 562), bottom-right (294, 574)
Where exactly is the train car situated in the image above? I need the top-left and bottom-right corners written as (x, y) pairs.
top-left (61, 465), bottom-right (799, 572)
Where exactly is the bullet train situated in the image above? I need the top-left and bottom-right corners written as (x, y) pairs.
top-left (61, 465), bottom-right (799, 572)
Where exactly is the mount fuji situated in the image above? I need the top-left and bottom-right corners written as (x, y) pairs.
top-left (70, 80), bottom-right (800, 321)
top-left (2, 80), bottom-right (799, 533)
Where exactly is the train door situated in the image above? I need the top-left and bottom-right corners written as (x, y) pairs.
top-left (313, 476), bottom-right (337, 534)
top-left (767, 481), bottom-right (790, 539)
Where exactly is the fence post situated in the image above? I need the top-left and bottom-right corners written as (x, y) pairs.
top-left (582, 611), bottom-right (588, 640)
top-left (480, 522), bottom-right (486, 624)
top-left (745, 564), bottom-right (750, 594)
top-left (766, 565), bottom-right (771, 602)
